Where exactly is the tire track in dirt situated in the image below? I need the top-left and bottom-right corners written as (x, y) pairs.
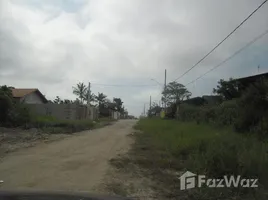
top-left (0, 120), bottom-right (137, 192)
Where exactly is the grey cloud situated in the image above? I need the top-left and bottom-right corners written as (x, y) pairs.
top-left (1, 0), bottom-right (268, 116)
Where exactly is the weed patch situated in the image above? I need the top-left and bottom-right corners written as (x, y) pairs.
top-left (124, 119), bottom-right (268, 199)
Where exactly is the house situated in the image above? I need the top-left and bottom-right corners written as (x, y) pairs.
top-left (183, 97), bottom-right (206, 106)
top-left (182, 95), bottom-right (222, 106)
top-left (202, 95), bottom-right (222, 105)
top-left (12, 88), bottom-right (48, 104)
top-left (99, 102), bottom-right (121, 119)
top-left (232, 72), bottom-right (268, 92)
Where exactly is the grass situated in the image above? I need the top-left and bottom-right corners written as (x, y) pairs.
top-left (29, 115), bottom-right (116, 134)
top-left (114, 118), bottom-right (268, 200)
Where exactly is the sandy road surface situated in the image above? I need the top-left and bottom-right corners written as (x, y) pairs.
top-left (0, 120), bottom-right (137, 192)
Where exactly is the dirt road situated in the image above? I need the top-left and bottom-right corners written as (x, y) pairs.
top-left (0, 120), bottom-right (137, 192)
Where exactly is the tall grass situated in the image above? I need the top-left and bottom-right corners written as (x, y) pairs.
top-left (29, 115), bottom-right (95, 133)
top-left (131, 118), bottom-right (268, 199)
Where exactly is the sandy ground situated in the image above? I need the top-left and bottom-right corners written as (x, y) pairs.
top-left (0, 120), bottom-right (137, 192)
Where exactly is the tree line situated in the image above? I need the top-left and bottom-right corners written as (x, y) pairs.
top-left (148, 77), bottom-right (248, 117)
top-left (52, 82), bottom-right (128, 116)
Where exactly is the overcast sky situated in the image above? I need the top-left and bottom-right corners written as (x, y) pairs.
top-left (1, 0), bottom-right (268, 116)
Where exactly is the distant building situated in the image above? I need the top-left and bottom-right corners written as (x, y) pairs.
top-left (99, 102), bottom-right (121, 119)
top-left (232, 72), bottom-right (268, 92)
top-left (12, 88), bottom-right (48, 104)
top-left (182, 95), bottom-right (222, 106)
top-left (202, 95), bottom-right (222, 105)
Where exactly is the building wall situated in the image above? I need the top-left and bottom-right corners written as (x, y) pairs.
top-left (22, 92), bottom-right (44, 104)
top-left (27, 104), bottom-right (98, 120)
top-left (112, 111), bottom-right (120, 120)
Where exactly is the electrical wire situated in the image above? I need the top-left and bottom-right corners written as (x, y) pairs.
top-left (185, 29), bottom-right (268, 86)
top-left (91, 83), bottom-right (158, 87)
top-left (173, 0), bottom-right (268, 81)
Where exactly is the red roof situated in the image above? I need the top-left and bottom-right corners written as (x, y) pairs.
top-left (12, 88), bottom-right (38, 98)
top-left (11, 88), bottom-right (48, 103)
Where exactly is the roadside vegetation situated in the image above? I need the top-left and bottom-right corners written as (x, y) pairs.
top-left (130, 119), bottom-right (268, 199)
top-left (108, 77), bottom-right (268, 199)
top-left (0, 84), bottom-right (117, 157)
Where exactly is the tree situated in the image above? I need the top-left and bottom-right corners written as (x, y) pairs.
top-left (72, 82), bottom-right (88, 104)
top-left (0, 85), bottom-right (13, 97)
top-left (162, 81), bottom-right (191, 105)
top-left (63, 99), bottom-right (72, 104)
top-left (120, 106), bottom-right (128, 118)
top-left (74, 98), bottom-right (80, 104)
top-left (0, 85), bottom-right (13, 123)
top-left (53, 96), bottom-right (61, 104)
top-left (148, 102), bottom-right (162, 117)
top-left (95, 92), bottom-right (107, 107)
top-left (113, 98), bottom-right (123, 112)
top-left (213, 78), bottom-right (240, 100)
top-left (83, 92), bottom-right (96, 105)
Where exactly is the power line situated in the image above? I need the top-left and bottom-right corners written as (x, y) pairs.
top-left (173, 0), bottom-right (268, 81)
top-left (91, 83), bottom-right (158, 87)
top-left (185, 29), bottom-right (268, 86)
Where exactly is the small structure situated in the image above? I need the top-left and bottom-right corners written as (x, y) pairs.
top-left (12, 88), bottom-right (47, 104)
top-left (99, 102), bottom-right (121, 120)
top-left (27, 103), bottom-right (98, 121)
top-left (232, 72), bottom-right (268, 92)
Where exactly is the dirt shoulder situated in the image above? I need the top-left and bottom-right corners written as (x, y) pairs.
top-left (0, 120), bottom-right (136, 192)
top-left (98, 130), bottom-right (157, 200)
top-left (0, 120), bottom-right (114, 159)
top-left (0, 127), bottom-right (70, 158)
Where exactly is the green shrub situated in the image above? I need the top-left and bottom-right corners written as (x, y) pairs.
top-left (30, 116), bottom-right (95, 133)
top-left (178, 104), bottom-right (200, 121)
top-left (133, 119), bottom-right (268, 199)
top-left (179, 100), bottom-right (239, 126)
top-left (234, 80), bottom-right (268, 134)
top-left (216, 99), bottom-right (239, 126)
top-left (7, 103), bottom-right (31, 127)
top-left (0, 94), bottom-right (13, 123)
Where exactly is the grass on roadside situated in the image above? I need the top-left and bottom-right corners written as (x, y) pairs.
top-left (29, 115), bottom-right (115, 134)
top-left (112, 118), bottom-right (268, 200)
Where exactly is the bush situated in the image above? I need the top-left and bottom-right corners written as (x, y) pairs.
top-left (215, 99), bottom-right (239, 126)
top-left (234, 80), bottom-right (268, 134)
top-left (179, 100), bottom-right (239, 126)
top-left (31, 116), bottom-right (95, 133)
top-left (7, 104), bottom-right (31, 127)
top-left (133, 119), bottom-right (268, 199)
top-left (0, 94), bottom-right (13, 123)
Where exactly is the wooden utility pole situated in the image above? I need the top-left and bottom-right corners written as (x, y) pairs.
top-left (149, 96), bottom-right (152, 117)
top-left (87, 82), bottom-right (91, 105)
top-left (143, 103), bottom-right (146, 117)
top-left (164, 69), bottom-right (167, 111)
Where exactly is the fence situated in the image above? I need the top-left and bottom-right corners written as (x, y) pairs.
top-left (27, 104), bottom-right (98, 120)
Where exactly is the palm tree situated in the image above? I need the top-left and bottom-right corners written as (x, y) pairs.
top-left (83, 92), bottom-right (96, 105)
top-left (113, 98), bottom-right (123, 112)
top-left (72, 82), bottom-right (88, 104)
top-left (95, 92), bottom-right (107, 107)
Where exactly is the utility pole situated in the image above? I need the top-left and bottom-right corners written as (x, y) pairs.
top-left (164, 69), bottom-right (167, 111)
top-left (87, 82), bottom-right (91, 105)
top-left (143, 103), bottom-right (146, 117)
top-left (258, 65), bottom-right (260, 73)
top-left (149, 96), bottom-right (152, 117)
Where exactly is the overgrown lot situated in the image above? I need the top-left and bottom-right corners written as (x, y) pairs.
top-left (110, 119), bottom-right (268, 200)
